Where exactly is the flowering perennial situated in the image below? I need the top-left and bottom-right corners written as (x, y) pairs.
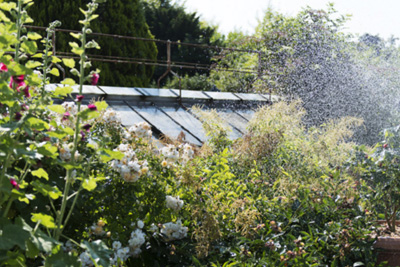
top-left (160, 220), bottom-right (188, 241)
top-left (166, 195), bottom-right (184, 212)
top-left (110, 144), bottom-right (149, 182)
top-left (125, 121), bottom-right (152, 140)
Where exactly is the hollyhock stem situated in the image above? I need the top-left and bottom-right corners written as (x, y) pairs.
top-left (55, 21), bottom-right (88, 241)
top-left (14, 0), bottom-right (22, 63)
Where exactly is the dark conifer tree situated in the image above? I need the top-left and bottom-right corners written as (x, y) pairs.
top-left (29, 0), bottom-right (157, 87)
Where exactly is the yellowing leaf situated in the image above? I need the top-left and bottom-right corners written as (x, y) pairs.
top-left (47, 105), bottom-right (65, 114)
top-left (49, 68), bottom-right (60, 77)
top-left (27, 32), bottom-right (42, 40)
top-left (61, 78), bottom-right (76, 86)
top-left (31, 168), bottom-right (49, 180)
top-left (62, 58), bottom-right (75, 68)
top-left (31, 213), bottom-right (57, 229)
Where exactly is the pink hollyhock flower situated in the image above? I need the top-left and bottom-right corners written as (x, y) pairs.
top-left (91, 73), bottom-right (99, 85)
top-left (0, 63), bottom-right (8, 72)
top-left (9, 75), bottom-right (26, 93)
top-left (23, 87), bottom-right (30, 98)
top-left (20, 103), bottom-right (29, 111)
top-left (88, 104), bottom-right (97, 111)
top-left (15, 112), bottom-right (22, 121)
top-left (62, 112), bottom-right (71, 121)
top-left (76, 95), bottom-right (84, 102)
top-left (10, 178), bottom-right (19, 190)
top-left (82, 124), bottom-right (92, 132)
top-left (80, 130), bottom-right (86, 141)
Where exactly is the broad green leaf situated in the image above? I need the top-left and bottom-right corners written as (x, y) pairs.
top-left (31, 168), bottom-right (49, 180)
top-left (51, 56), bottom-right (62, 63)
top-left (99, 149), bottom-right (124, 163)
top-left (61, 78), bottom-right (76, 86)
top-left (27, 117), bottom-right (49, 131)
top-left (27, 32), bottom-right (42, 40)
top-left (26, 240), bottom-right (40, 258)
top-left (0, 219), bottom-right (30, 250)
top-left (82, 177), bottom-right (97, 191)
top-left (0, 2), bottom-right (17, 11)
top-left (54, 86), bottom-right (73, 96)
top-left (47, 105), bottom-right (65, 114)
top-left (37, 143), bottom-right (58, 158)
top-left (95, 101), bottom-right (108, 112)
top-left (70, 32), bottom-right (82, 40)
top-left (63, 127), bottom-right (75, 136)
top-left (21, 40), bottom-right (37, 54)
top-left (32, 53), bottom-right (43, 58)
top-left (31, 213), bottom-right (57, 229)
top-left (45, 249), bottom-right (80, 267)
top-left (71, 47), bottom-right (84, 56)
top-left (31, 180), bottom-right (62, 200)
top-left (49, 68), bottom-right (60, 77)
top-left (69, 42), bottom-right (79, 48)
top-left (81, 240), bottom-right (111, 267)
top-left (62, 58), bottom-right (75, 68)
top-left (26, 60), bottom-right (41, 68)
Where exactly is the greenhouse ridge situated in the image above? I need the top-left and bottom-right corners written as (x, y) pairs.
top-left (47, 84), bottom-right (278, 146)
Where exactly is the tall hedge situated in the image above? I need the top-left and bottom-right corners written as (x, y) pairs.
top-left (29, 0), bottom-right (157, 87)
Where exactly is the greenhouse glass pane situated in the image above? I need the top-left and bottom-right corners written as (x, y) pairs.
top-left (160, 106), bottom-right (207, 142)
top-left (134, 106), bottom-right (201, 146)
top-left (203, 91), bottom-right (241, 101)
top-left (99, 86), bottom-right (142, 96)
top-left (108, 103), bottom-right (144, 126)
top-left (217, 109), bottom-right (249, 133)
top-left (71, 85), bottom-right (104, 95)
top-left (135, 88), bottom-right (177, 98)
top-left (234, 93), bottom-right (266, 101)
top-left (235, 109), bottom-right (255, 121)
top-left (170, 89), bottom-right (210, 100)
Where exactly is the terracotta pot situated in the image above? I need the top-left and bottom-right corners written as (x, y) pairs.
top-left (375, 236), bottom-right (400, 266)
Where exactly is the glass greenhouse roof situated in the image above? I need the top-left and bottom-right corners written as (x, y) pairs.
top-left (49, 84), bottom-right (276, 145)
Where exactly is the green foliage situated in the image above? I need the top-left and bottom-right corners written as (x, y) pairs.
top-left (349, 125), bottom-right (400, 232)
top-left (143, 0), bottom-right (221, 85)
top-left (0, 1), bottom-right (391, 266)
top-left (29, 0), bottom-right (157, 87)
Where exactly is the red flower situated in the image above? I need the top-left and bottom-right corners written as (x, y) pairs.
top-left (15, 112), bottom-right (22, 121)
top-left (88, 104), bottom-right (97, 111)
top-left (91, 73), bottom-right (99, 85)
top-left (82, 124), bottom-right (92, 132)
top-left (23, 87), bottom-right (30, 98)
top-left (0, 63), bottom-right (8, 72)
top-left (62, 112), bottom-right (71, 121)
top-left (383, 144), bottom-right (388, 149)
top-left (9, 75), bottom-right (26, 93)
top-left (76, 95), bottom-right (84, 102)
top-left (10, 178), bottom-right (19, 190)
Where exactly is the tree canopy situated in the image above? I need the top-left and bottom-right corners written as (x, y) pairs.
top-left (29, 0), bottom-right (157, 87)
top-left (143, 0), bottom-right (221, 85)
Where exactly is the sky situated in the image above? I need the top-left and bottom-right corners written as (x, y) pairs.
top-left (175, 0), bottom-right (400, 39)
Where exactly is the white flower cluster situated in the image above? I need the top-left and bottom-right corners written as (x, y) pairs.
top-left (90, 220), bottom-right (106, 236)
top-left (160, 220), bottom-right (188, 241)
top-left (179, 143), bottom-right (194, 164)
top-left (62, 101), bottom-right (78, 114)
top-left (125, 121), bottom-right (152, 140)
top-left (166, 195), bottom-right (184, 212)
top-left (59, 143), bottom-right (80, 162)
top-left (109, 221), bottom-right (146, 264)
top-left (160, 143), bottom-right (195, 167)
top-left (110, 143), bottom-right (149, 182)
top-left (102, 108), bottom-right (121, 126)
top-left (79, 251), bottom-right (93, 267)
top-left (160, 144), bottom-right (179, 168)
